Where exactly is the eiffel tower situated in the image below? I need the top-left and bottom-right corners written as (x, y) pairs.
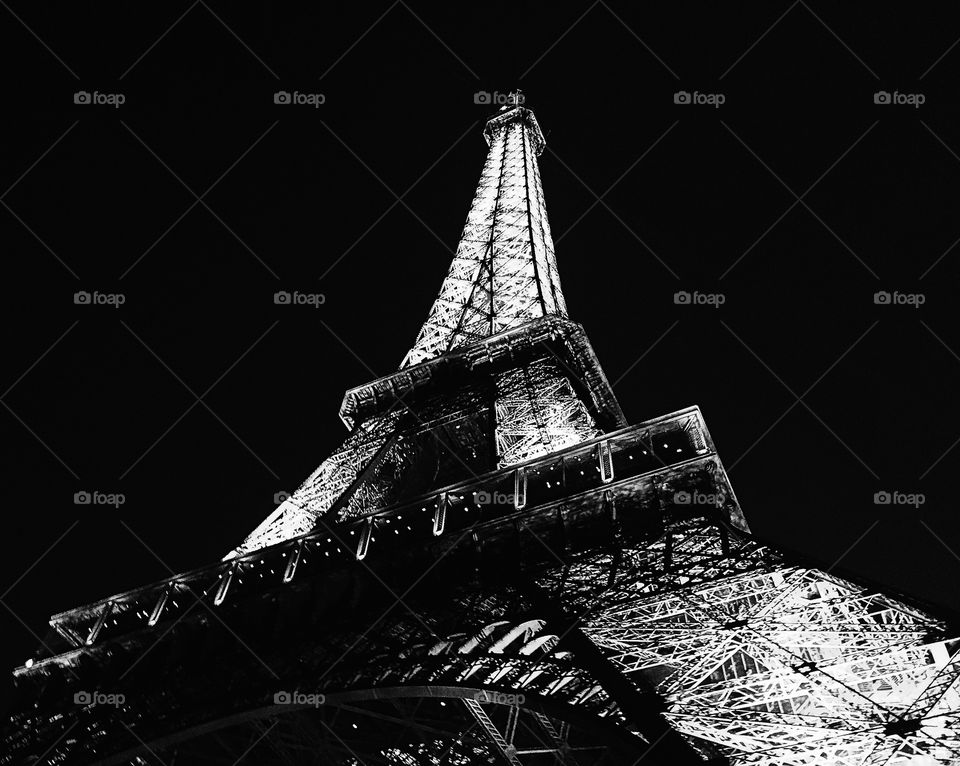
top-left (5, 94), bottom-right (960, 766)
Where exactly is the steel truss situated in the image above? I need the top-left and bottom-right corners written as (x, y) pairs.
top-left (234, 101), bottom-right (600, 555)
top-left (5, 96), bottom-right (960, 766)
top-left (565, 521), bottom-right (960, 764)
top-left (402, 102), bottom-right (565, 369)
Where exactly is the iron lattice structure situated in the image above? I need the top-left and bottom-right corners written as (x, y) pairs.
top-left (401, 104), bottom-right (566, 369)
top-left (4, 97), bottom-right (960, 766)
top-left (235, 100), bottom-right (598, 558)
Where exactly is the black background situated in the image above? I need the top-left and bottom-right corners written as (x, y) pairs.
top-left (4, 2), bottom-right (960, 709)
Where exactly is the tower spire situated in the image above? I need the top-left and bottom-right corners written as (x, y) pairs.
top-left (401, 96), bottom-right (567, 368)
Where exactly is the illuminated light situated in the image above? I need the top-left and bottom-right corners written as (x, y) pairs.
top-left (356, 518), bottom-right (374, 560)
top-left (24, 659), bottom-right (33, 668)
top-left (13, 94), bottom-right (958, 766)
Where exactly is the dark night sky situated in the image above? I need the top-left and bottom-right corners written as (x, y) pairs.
top-left (4, 2), bottom-right (960, 708)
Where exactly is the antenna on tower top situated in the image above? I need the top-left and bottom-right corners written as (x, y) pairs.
top-left (506, 89), bottom-right (525, 108)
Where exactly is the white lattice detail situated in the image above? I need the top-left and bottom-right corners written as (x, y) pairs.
top-left (582, 533), bottom-right (960, 765)
top-left (401, 105), bottom-right (566, 368)
top-left (229, 411), bottom-right (400, 556)
top-left (232, 102), bottom-right (600, 554)
top-left (494, 360), bottom-right (600, 467)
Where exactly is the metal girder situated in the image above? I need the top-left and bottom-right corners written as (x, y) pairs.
top-left (8, 97), bottom-right (960, 766)
top-left (402, 103), bottom-right (564, 369)
top-left (571, 519), bottom-right (960, 764)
